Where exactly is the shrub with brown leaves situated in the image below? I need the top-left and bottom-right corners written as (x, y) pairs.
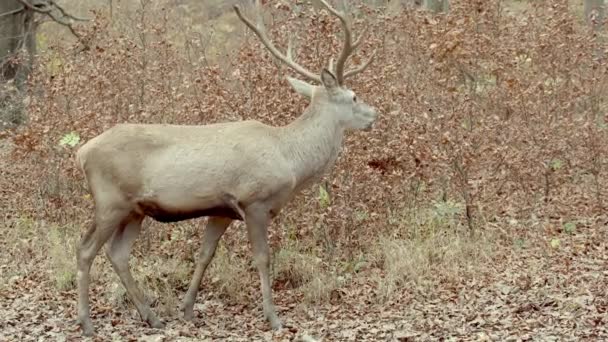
top-left (4, 0), bottom-right (607, 264)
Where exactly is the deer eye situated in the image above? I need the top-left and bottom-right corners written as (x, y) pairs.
top-left (353, 95), bottom-right (357, 103)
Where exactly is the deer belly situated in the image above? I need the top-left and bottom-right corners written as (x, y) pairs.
top-left (135, 193), bottom-right (243, 222)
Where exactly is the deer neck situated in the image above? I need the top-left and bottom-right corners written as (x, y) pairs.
top-left (279, 103), bottom-right (345, 189)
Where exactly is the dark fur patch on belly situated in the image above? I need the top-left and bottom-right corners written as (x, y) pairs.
top-left (138, 201), bottom-right (243, 222)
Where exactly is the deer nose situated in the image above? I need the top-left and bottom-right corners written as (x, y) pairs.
top-left (370, 108), bottom-right (379, 121)
top-left (366, 109), bottom-right (379, 130)
top-left (363, 118), bottom-right (374, 131)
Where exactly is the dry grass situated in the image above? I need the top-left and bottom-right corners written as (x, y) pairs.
top-left (273, 240), bottom-right (345, 305)
top-left (273, 242), bottom-right (321, 289)
top-left (0, 217), bottom-right (80, 292)
top-left (206, 242), bottom-right (254, 303)
top-left (300, 271), bottom-right (345, 305)
top-left (371, 200), bottom-right (494, 302)
top-left (0, 82), bottom-right (26, 130)
top-left (47, 224), bottom-right (79, 291)
top-left (0, 217), bottom-right (39, 290)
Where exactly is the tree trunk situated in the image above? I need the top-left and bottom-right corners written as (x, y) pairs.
top-left (0, 1), bottom-right (40, 128)
top-left (0, 0), bottom-right (37, 89)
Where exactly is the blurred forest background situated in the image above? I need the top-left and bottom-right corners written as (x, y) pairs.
top-left (1, 0), bottom-right (607, 340)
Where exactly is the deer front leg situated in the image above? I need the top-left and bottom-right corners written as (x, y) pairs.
top-left (76, 222), bottom-right (107, 337)
top-left (245, 205), bottom-right (282, 330)
top-left (181, 216), bottom-right (232, 320)
top-left (77, 208), bottom-right (131, 336)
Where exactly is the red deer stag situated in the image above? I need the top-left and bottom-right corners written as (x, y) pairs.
top-left (75, 0), bottom-right (377, 336)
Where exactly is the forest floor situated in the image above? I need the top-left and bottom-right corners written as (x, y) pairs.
top-left (1, 140), bottom-right (607, 342)
top-left (1, 222), bottom-right (607, 341)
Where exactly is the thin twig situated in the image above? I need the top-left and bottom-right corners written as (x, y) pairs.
top-left (0, 6), bottom-right (26, 18)
top-left (15, 0), bottom-right (52, 13)
top-left (48, 0), bottom-right (89, 21)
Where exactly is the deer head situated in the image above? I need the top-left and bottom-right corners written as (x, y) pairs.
top-left (298, 68), bottom-right (377, 131)
top-left (234, 0), bottom-right (377, 131)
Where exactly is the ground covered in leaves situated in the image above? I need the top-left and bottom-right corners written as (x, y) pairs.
top-left (2, 0), bottom-right (608, 341)
top-left (1, 218), bottom-right (607, 341)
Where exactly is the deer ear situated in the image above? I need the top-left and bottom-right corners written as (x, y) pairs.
top-left (320, 68), bottom-right (338, 90)
top-left (286, 76), bottom-right (313, 99)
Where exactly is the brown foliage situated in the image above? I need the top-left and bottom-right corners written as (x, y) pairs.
top-left (5, 0), bottom-right (608, 244)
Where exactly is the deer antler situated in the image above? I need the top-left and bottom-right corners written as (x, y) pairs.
top-left (233, 1), bottom-right (321, 84)
top-left (234, 0), bottom-right (375, 86)
top-left (315, 0), bottom-right (376, 85)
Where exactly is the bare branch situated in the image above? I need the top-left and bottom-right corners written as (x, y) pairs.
top-left (234, 1), bottom-right (321, 84)
top-left (23, 0), bottom-right (90, 21)
top-left (47, 11), bottom-right (82, 41)
top-left (0, 6), bottom-right (26, 18)
top-left (15, 0), bottom-right (51, 13)
top-left (16, 0), bottom-right (89, 48)
top-left (48, 0), bottom-right (90, 21)
top-left (286, 32), bottom-right (294, 61)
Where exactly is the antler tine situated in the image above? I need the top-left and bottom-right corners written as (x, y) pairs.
top-left (234, 1), bottom-right (321, 84)
top-left (343, 50), bottom-right (376, 79)
top-left (317, 0), bottom-right (376, 84)
top-left (316, 0), bottom-right (351, 85)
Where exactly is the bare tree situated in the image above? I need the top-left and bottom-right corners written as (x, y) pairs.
top-left (0, 1), bottom-right (87, 128)
top-left (1, 0), bottom-right (37, 89)
top-left (0, 0), bottom-right (87, 89)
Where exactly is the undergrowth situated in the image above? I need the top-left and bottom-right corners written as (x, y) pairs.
top-left (0, 0), bottom-right (607, 322)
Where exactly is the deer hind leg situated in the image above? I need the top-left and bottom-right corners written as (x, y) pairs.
top-left (77, 208), bottom-right (129, 336)
top-left (245, 204), bottom-right (282, 330)
top-left (104, 214), bottom-right (164, 329)
top-left (181, 216), bottom-right (232, 320)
